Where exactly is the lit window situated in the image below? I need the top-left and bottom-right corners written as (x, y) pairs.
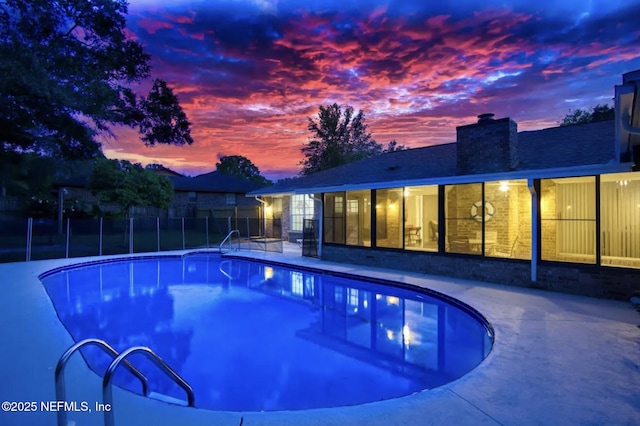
top-left (404, 185), bottom-right (438, 252)
top-left (290, 194), bottom-right (314, 232)
top-left (324, 193), bottom-right (346, 243)
top-left (541, 176), bottom-right (596, 263)
top-left (346, 190), bottom-right (371, 247)
top-left (444, 183), bottom-right (482, 255)
top-left (600, 172), bottom-right (640, 269)
top-left (226, 194), bottom-right (236, 205)
top-left (484, 180), bottom-right (530, 259)
top-left (188, 192), bottom-right (197, 203)
top-left (375, 188), bottom-right (403, 249)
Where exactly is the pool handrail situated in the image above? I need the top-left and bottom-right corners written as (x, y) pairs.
top-left (103, 346), bottom-right (195, 426)
top-left (219, 229), bottom-right (241, 252)
top-left (55, 338), bottom-right (149, 426)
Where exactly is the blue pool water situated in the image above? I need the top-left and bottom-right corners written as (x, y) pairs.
top-left (41, 254), bottom-right (493, 411)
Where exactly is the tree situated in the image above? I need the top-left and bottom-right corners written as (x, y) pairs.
top-left (559, 104), bottom-right (615, 126)
top-left (300, 103), bottom-right (404, 175)
top-left (384, 139), bottom-right (406, 153)
top-left (88, 158), bottom-right (173, 217)
top-left (0, 0), bottom-right (193, 162)
top-left (215, 155), bottom-right (272, 186)
top-left (145, 162), bottom-right (184, 176)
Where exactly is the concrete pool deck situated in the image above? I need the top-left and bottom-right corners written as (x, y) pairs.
top-left (0, 247), bottom-right (638, 425)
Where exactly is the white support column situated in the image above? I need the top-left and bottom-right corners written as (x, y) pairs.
top-left (528, 179), bottom-right (538, 282)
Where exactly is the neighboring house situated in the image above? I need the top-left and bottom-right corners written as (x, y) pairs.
top-left (166, 171), bottom-right (263, 219)
top-left (54, 170), bottom-right (263, 220)
top-left (249, 69), bottom-right (640, 300)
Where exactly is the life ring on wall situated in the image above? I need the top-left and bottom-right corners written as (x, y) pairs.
top-left (470, 201), bottom-right (495, 222)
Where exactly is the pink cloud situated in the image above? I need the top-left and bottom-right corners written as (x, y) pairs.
top-left (110, 5), bottom-right (640, 180)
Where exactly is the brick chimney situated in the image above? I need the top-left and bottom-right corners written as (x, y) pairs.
top-left (456, 113), bottom-right (519, 175)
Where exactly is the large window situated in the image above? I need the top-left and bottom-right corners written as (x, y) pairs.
top-left (324, 192), bottom-right (345, 243)
top-left (541, 177), bottom-right (596, 263)
top-left (444, 183), bottom-right (481, 255)
top-left (290, 194), bottom-right (314, 232)
top-left (375, 188), bottom-right (403, 249)
top-left (600, 172), bottom-right (640, 269)
top-left (484, 180), bottom-right (531, 259)
top-left (404, 185), bottom-right (438, 252)
top-left (346, 190), bottom-right (371, 246)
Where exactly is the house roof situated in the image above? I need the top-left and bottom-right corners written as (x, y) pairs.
top-left (249, 119), bottom-right (622, 196)
top-left (518, 120), bottom-right (616, 169)
top-left (55, 168), bottom-right (264, 195)
top-left (169, 171), bottom-right (265, 193)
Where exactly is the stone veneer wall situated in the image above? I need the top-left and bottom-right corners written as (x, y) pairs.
top-left (321, 245), bottom-right (640, 300)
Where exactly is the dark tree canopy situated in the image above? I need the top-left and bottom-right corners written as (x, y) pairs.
top-left (216, 155), bottom-right (272, 186)
top-left (0, 0), bottom-right (192, 160)
top-left (300, 103), bottom-right (404, 175)
top-left (88, 158), bottom-right (173, 216)
top-left (559, 104), bottom-right (615, 126)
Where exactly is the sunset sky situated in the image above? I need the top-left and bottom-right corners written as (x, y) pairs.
top-left (103, 0), bottom-right (640, 180)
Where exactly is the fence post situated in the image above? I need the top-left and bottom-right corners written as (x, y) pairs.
top-left (157, 217), bottom-right (160, 252)
top-left (205, 216), bottom-right (209, 248)
top-left (99, 218), bottom-right (103, 256)
top-left (65, 218), bottom-right (70, 258)
top-left (182, 217), bottom-right (185, 250)
top-left (129, 218), bottom-right (133, 254)
top-left (26, 218), bottom-right (32, 261)
top-left (246, 217), bottom-right (250, 239)
top-left (227, 216), bottom-right (231, 234)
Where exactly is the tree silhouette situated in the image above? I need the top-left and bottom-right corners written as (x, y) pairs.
top-left (216, 155), bottom-right (271, 186)
top-left (0, 0), bottom-right (192, 161)
top-left (300, 104), bottom-right (404, 175)
top-left (559, 104), bottom-right (615, 126)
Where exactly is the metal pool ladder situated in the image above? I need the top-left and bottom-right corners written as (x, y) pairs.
top-left (219, 229), bottom-right (241, 252)
top-left (55, 338), bottom-right (195, 426)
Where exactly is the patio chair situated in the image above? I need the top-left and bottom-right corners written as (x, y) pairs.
top-left (428, 220), bottom-right (438, 241)
top-left (448, 235), bottom-right (470, 253)
top-left (494, 235), bottom-right (520, 258)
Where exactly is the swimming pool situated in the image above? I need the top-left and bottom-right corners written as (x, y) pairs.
top-left (40, 253), bottom-right (493, 412)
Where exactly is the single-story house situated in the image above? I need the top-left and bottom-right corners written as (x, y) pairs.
top-left (54, 170), bottom-right (263, 220)
top-left (248, 69), bottom-right (640, 300)
top-left (165, 171), bottom-right (263, 219)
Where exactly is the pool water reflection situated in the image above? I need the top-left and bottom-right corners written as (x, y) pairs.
top-left (41, 254), bottom-right (493, 411)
